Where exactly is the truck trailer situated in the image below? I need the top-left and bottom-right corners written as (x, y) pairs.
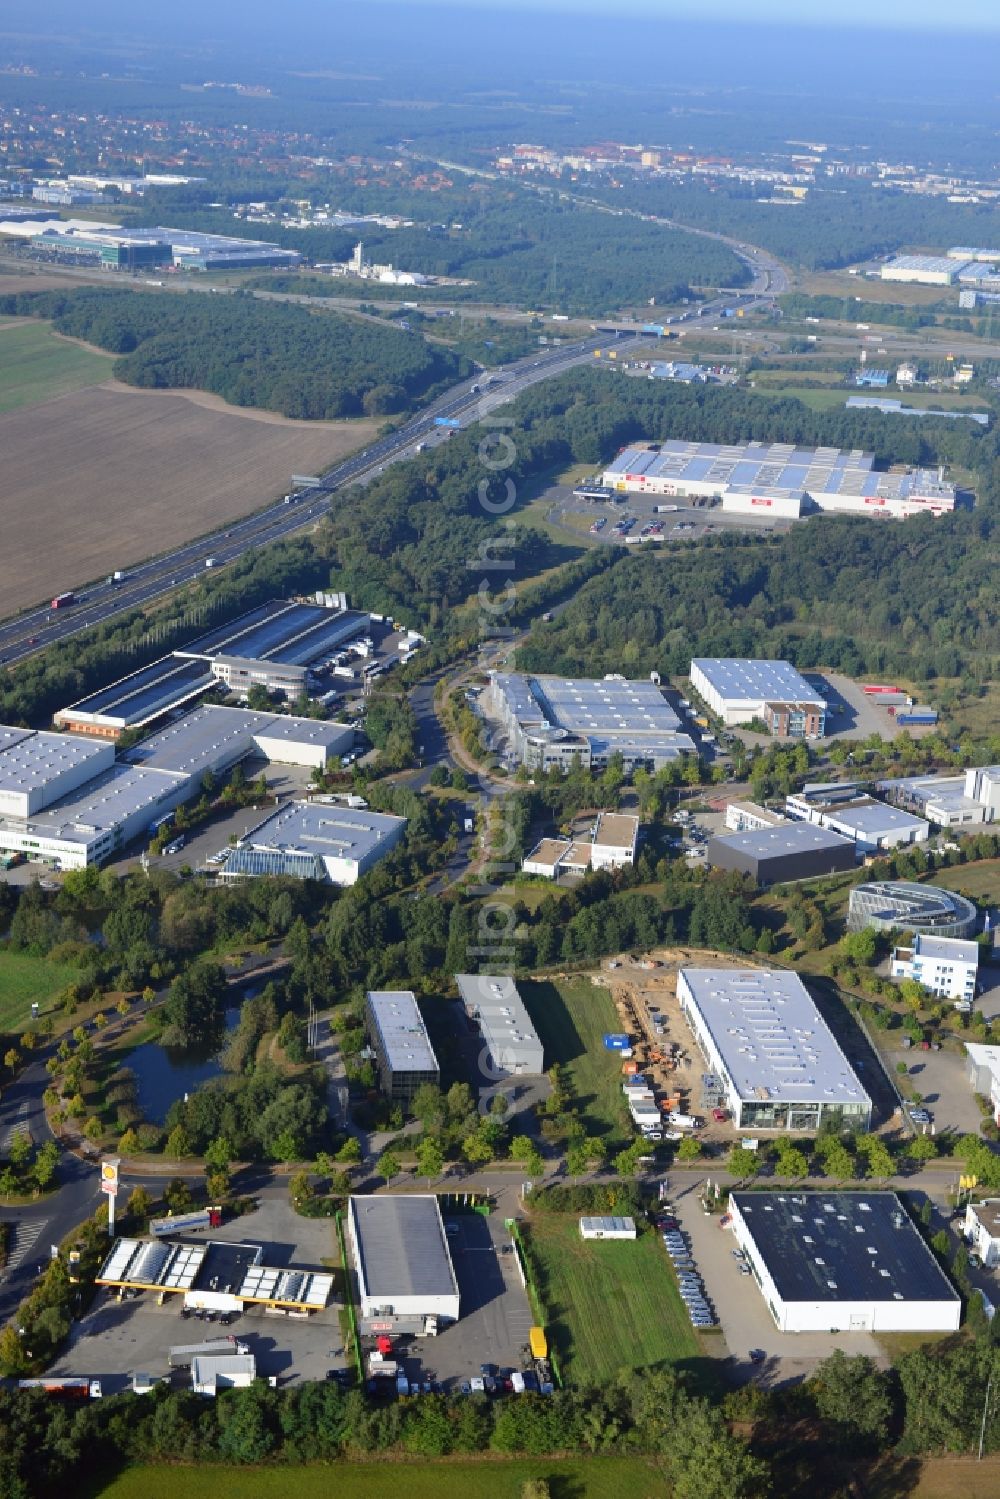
top-left (168, 1336), bottom-right (248, 1369)
top-left (149, 1207), bottom-right (222, 1237)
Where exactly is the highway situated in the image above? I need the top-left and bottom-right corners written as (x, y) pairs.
top-left (0, 330), bottom-right (642, 670)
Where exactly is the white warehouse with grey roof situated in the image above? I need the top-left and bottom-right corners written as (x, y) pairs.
top-left (456, 974), bottom-right (544, 1077)
top-left (486, 672), bottom-right (695, 772)
top-left (347, 1195), bottom-right (459, 1330)
top-left (220, 801), bottom-right (406, 885)
top-left (677, 968), bottom-right (871, 1134)
top-left (690, 659), bottom-right (825, 736)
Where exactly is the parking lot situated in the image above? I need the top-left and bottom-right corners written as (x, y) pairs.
top-left (48, 1180), bottom-right (344, 1393)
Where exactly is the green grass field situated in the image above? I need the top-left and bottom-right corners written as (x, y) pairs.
top-left (518, 976), bottom-right (630, 1143)
top-left (92, 1458), bottom-right (665, 1499)
top-left (928, 859), bottom-right (1000, 904)
top-left (0, 950), bottom-right (82, 1032)
top-left (0, 317), bottom-right (114, 413)
top-left (525, 1214), bottom-right (702, 1383)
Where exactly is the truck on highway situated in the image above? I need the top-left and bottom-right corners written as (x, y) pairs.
top-left (204, 557), bottom-right (218, 569)
top-left (50, 592), bottom-right (75, 609)
top-left (108, 570), bottom-right (126, 584)
top-left (168, 1337), bottom-right (248, 1369)
top-left (149, 1207), bottom-right (223, 1237)
top-left (433, 417), bottom-right (461, 428)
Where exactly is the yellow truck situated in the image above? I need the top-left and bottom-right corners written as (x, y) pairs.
top-left (529, 1326), bottom-right (548, 1360)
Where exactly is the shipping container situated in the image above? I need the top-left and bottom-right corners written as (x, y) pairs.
top-left (603, 1033), bottom-right (631, 1051)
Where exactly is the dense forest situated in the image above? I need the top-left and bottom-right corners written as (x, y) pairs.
top-left (0, 287), bottom-right (469, 418)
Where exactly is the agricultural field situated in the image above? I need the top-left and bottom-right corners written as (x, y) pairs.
top-left (0, 315), bottom-right (114, 413)
top-left (519, 976), bottom-right (630, 1143)
top-left (0, 384), bottom-right (378, 613)
top-left (92, 1458), bottom-right (665, 1499)
top-left (524, 1213), bottom-right (702, 1383)
top-left (0, 951), bottom-right (82, 1033)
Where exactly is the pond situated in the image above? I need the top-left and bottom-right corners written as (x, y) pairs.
top-left (129, 1005), bottom-right (242, 1124)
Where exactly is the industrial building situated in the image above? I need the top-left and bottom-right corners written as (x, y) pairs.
top-left (0, 707), bottom-right (352, 871)
top-left (56, 598), bottom-right (370, 739)
top-left (846, 396), bottom-right (989, 427)
top-left (689, 659), bottom-right (825, 736)
top-left (966, 1044), bottom-right (1000, 1126)
top-left (579, 1217), bottom-right (637, 1240)
top-left (724, 800), bottom-right (787, 834)
top-left (876, 766), bottom-right (1000, 828)
top-left (220, 800), bottom-right (406, 885)
top-left (784, 786), bottom-right (929, 852)
top-left (890, 934), bottom-right (979, 1008)
top-left (486, 673), bottom-right (695, 773)
top-left (706, 822), bottom-right (857, 884)
top-left (456, 974), bottom-right (545, 1077)
top-left (347, 1195), bottom-right (460, 1333)
top-left (847, 881), bottom-right (978, 939)
top-left (365, 990), bottom-right (440, 1104)
top-left (96, 1236), bottom-right (333, 1315)
top-left (601, 441), bottom-right (957, 521)
top-left (27, 222), bottom-right (301, 271)
top-left (522, 811), bottom-right (640, 878)
top-left (729, 1192), bottom-right (961, 1334)
top-left (880, 254), bottom-right (969, 285)
top-left (677, 968), bottom-right (871, 1134)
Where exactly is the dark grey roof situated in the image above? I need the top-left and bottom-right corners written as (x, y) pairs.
top-left (350, 1196), bottom-right (458, 1301)
top-left (733, 1192), bottom-right (960, 1305)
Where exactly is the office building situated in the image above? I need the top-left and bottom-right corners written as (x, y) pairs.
top-left (677, 968), bottom-right (871, 1133)
top-left (847, 881), bottom-right (978, 939)
top-left (784, 789), bottom-right (929, 852)
top-left (347, 1195), bottom-right (460, 1332)
top-left (706, 822), bottom-right (856, 883)
top-left (522, 811), bottom-right (640, 878)
top-left (890, 933), bottom-right (979, 1008)
top-left (601, 440), bottom-right (957, 520)
top-left (876, 766), bottom-right (1000, 828)
top-left (730, 1192), bottom-right (961, 1333)
top-left (724, 800), bottom-right (787, 834)
top-left (690, 659), bottom-right (825, 735)
top-left (456, 974), bottom-right (544, 1077)
top-left (963, 1200), bottom-right (1000, 1267)
top-left (487, 673), bottom-right (695, 773)
top-left (221, 801), bottom-right (406, 885)
top-left (365, 991), bottom-right (439, 1105)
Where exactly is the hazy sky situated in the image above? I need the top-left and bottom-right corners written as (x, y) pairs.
top-left (368, 0), bottom-right (1000, 26)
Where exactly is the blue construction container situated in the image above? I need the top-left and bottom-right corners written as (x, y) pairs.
top-left (603, 1033), bottom-right (631, 1051)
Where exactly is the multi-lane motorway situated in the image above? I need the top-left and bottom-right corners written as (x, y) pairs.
top-left (0, 330), bottom-right (643, 670)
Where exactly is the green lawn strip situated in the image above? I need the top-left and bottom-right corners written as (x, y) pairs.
top-left (524, 1214), bottom-right (700, 1384)
top-left (0, 950), bottom-right (83, 1032)
top-left (0, 318), bottom-right (114, 413)
top-left (518, 977), bottom-right (630, 1144)
top-left (91, 1457), bottom-right (664, 1499)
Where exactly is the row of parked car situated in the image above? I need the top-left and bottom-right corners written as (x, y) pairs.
top-left (654, 1207), bottom-right (717, 1328)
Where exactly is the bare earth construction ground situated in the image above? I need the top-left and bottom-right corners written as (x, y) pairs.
top-left (0, 383), bottom-right (378, 611)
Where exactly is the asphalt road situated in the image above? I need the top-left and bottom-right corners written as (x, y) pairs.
top-left (0, 330), bottom-right (645, 669)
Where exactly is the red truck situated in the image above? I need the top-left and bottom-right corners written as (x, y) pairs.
top-left (50, 592), bottom-right (75, 610)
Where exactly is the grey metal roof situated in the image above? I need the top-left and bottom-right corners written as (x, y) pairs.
top-left (494, 673), bottom-right (694, 760)
top-left (733, 1192), bottom-right (960, 1305)
top-left (57, 655), bottom-right (214, 728)
top-left (712, 822), bottom-right (854, 860)
top-left (236, 802), bottom-right (406, 866)
top-left (679, 968), bottom-right (870, 1109)
top-left (691, 658), bottom-right (824, 708)
top-left (0, 729), bottom-right (110, 793)
top-left (823, 801), bottom-right (928, 838)
top-left (349, 1195), bottom-right (458, 1301)
top-left (848, 881), bottom-right (977, 933)
top-left (911, 934), bottom-right (979, 965)
top-left (132, 706), bottom-right (350, 777)
top-left (0, 764), bottom-right (188, 847)
top-left (367, 990), bottom-right (438, 1075)
top-left (455, 974), bottom-right (544, 1072)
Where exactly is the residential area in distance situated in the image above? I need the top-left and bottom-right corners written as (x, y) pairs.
top-left (1, 6), bottom-right (1000, 1499)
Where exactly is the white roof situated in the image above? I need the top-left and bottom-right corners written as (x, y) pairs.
top-left (0, 728), bottom-right (109, 793)
top-left (680, 968), bottom-right (870, 1109)
top-left (455, 974), bottom-right (544, 1071)
top-left (691, 658), bottom-right (824, 708)
top-left (912, 934), bottom-right (979, 965)
top-left (367, 990), bottom-right (438, 1074)
top-left (238, 801), bottom-right (406, 864)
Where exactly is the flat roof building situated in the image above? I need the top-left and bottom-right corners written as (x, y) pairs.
top-left (876, 766), bottom-right (1000, 828)
top-left (967, 1043), bottom-right (1000, 1127)
top-left (785, 791), bottom-right (929, 852)
top-left (0, 730), bottom-right (114, 818)
top-left (725, 800), bottom-right (787, 834)
top-left (487, 672), bottom-right (695, 773)
top-left (690, 659), bottom-right (825, 735)
top-left (890, 933), bottom-right (979, 1008)
top-left (579, 1216), bottom-right (637, 1240)
top-left (365, 990), bottom-right (439, 1104)
top-left (730, 1192), bottom-right (961, 1333)
top-left (881, 254), bottom-right (969, 285)
top-left (221, 801), bottom-right (406, 885)
top-left (601, 440), bottom-right (957, 521)
top-left (522, 811), bottom-right (639, 878)
top-left (706, 822), bottom-right (856, 884)
top-left (847, 881), bottom-right (978, 939)
top-left (456, 974), bottom-right (544, 1077)
top-left (347, 1195), bottom-right (460, 1328)
top-left (678, 968), bottom-right (871, 1133)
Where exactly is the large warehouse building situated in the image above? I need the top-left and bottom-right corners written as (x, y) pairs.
top-left (219, 800), bottom-right (406, 885)
top-left (677, 968), bottom-right (871, 1133)
top-left (876, 766), bottom-right (1000, 829)
top-left (784, 787), bottom-right (929, 852)
top-left (847, 881), bottom-right (978, 938)
top-left (730, 1192), bottom-right (961, 1334)
top-left (0, 707), bottom-right (353, 870)
top-left (348, 1195), bottom-right (460, 1334)
top-left (365, 990), bottom-right (440, 1104)
top-left (27, 222), bottom-right (302, 271)
top-left (689, 659), bottom-right (825, 736)
top-left (56, 598), bottom-right (370, 740)
top-left (601, 441), bottom-right (957, 520)
top-left (456, 973), bottom-right (545, 1077)
top-left (706, 821), bottom-right (857, 883)
top-left (486, 673), bottom-right (695, 772)
top-left (880, 254), bottom-right (969, 286)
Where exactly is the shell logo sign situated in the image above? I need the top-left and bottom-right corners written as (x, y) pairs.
top-left (100, 1158), bottom-right (120, 1197)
